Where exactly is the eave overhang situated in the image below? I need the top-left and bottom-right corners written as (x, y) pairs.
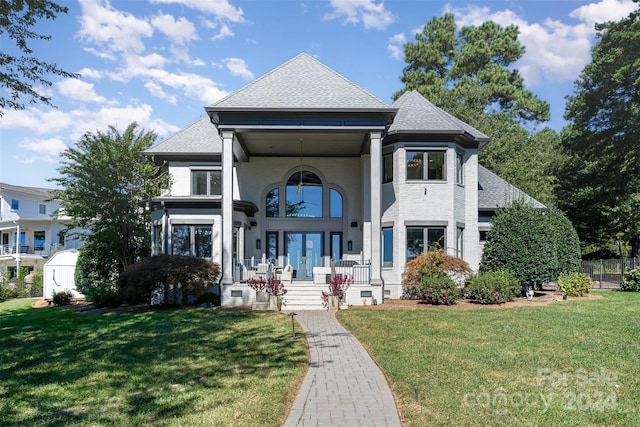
top-left (144, 197), bottom-right (258, 217)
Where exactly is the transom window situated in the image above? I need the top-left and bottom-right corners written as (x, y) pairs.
top-left (406, 151), bottom-right (446, 181)
top-left (406, 226), bottom-right (446, 260)
top-left (191, 170), bottom-right (221, 196)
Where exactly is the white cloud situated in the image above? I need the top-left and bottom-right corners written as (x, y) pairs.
top-left (152, 13), bottom-right (198, 45)
top-left (151, 0), bottom-right (245, 23)
top-left (142, 68), bottom-right (229, 104)
top-left (325, 0), bottom-right (396, 30)
top-left (444, 1), bottom-right (637, 87)
top-left (77, 0), bottom-right (153, 55)
top-left (19, 138), bottom-right (68, 158)
top-left (570, 0), bottom-right (636, 29)
top-left (145, 81), bottom-right (178, 105)
top-left (57, 79), bottom-right (107, 104)
top-left (78, 67), bottom-right (103, 79)
top-left (205, 22), bottom-right (235, 40)
top-left (0, 104), bottom-right (180, 142)
top-left (224, 58), bottom-right (254, 80)
top-left (445, 5), bottom-right (587, 86)
top-left (388, 33), bottom-right (406, 60)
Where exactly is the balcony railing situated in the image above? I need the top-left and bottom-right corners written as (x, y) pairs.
top-left (0, 243), bottom-right (79, 257)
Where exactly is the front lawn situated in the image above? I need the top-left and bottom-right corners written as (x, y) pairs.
top-left (0, 299), bottom-right (307, 426)
top-left (338, 291), bottom-right (640, 426)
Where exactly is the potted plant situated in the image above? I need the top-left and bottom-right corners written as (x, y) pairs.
top-left (249, 277), bottom-right (287, 311)
top-left (321, 274), bottom-right (351, 310)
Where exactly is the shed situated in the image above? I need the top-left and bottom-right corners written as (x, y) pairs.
top-left (43, 249), bottom-right (84, 300)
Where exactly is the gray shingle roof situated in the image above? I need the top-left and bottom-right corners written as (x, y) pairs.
top-left (478, 164), bottom-right (546, 210)
top-left (388, 90), bottom-right (491, 143)
top-left (0, 182), bottom-right (52, 199)
top-left (145, 116), bottom-right (221, 155)
top-left (208, 53), bottom-right (391, 111)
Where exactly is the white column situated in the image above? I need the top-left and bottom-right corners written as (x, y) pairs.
top-left (221, 130), bottom-right (235, 285)
top-left (369, 131), bottom-right (383, 286)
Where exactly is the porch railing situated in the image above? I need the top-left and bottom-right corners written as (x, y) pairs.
top-left (231, 258), bottom-right (371, 284)
top-left (581, 258), bottom-right (639, 287)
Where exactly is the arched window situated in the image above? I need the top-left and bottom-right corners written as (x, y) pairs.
top-left (286, 171), bottom-right (322, 217)
top-left (330, 189), bottom-right (342, 218)
top-left (266, 188), bottom-right (279, 217)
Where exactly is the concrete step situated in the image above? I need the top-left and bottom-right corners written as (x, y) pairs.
top-left (281, 283), bottom-right (329, 310)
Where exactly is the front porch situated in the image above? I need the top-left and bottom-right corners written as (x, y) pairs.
top-left (221, 281), bottom-right (382, 310)
top-left (225, 258), bottom-right (378, 310)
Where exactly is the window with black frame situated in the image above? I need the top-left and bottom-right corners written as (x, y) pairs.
top-left (406, 150), bottom-right (446, 181)
top-left (406, 226), bottom-right (446, 260)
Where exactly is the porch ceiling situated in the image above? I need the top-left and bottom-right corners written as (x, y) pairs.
top-left (237, 131), bottom-right (368, 157)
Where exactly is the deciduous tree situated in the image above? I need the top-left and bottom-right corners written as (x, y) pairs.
top-left (51, 123), bottom-right (170, 282)
top-left (0, 0), bottom-right (78, 115)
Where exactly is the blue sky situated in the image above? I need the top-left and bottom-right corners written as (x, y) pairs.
top-left (1, 0), bottom-right (636, 188)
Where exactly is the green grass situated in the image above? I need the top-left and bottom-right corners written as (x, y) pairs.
top-left (0, 299), bottom-right (307, 426)
top-left (338, 291), bottom-right (640, 426)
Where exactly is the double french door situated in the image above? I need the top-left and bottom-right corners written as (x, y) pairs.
top-left (284, 232), bottom-right (323, 280)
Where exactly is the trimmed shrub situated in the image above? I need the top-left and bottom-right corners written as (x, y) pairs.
top-left (417, 273), bottom-right (460, 305)
top-left (52, 290), bottom-right (74, 306)
top-left (119, 255), bottom-right (221, 306)
top-left (480, 201), bottom-right (582, 285)
top-left (620, 267), bottom-right (640, 292)
top-left (557, 272), bottom-right (593, 297)
top-left (465, 270), bottom-right (520, 304)
top-left (402, 251), bottom-right (472, 299)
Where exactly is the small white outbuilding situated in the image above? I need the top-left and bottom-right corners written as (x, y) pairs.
top-left (43, 249), bottom-right (84, 301)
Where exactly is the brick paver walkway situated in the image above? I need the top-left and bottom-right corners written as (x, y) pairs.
top-left (283, 310), bottom-right (402, 427)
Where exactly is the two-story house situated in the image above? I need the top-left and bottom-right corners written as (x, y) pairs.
top-left (0, 183), bottom-right (84, 277)
top-left (145, 53), bottom-right (543, 308)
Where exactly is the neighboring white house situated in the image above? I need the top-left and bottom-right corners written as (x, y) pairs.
top-left (43, 249), bottom-right (83, 300)
top-left (0, 182), bottom-right (84, 277)
top-left (144, 53), bottom-right (543, 308)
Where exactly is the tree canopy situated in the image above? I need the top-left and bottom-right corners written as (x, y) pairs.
top-left (559, 2), bottom-right (640, 258)
top-left (0, 0), bottom-right (78, 115)
top-left (396, 13), bottom-right (549, 126)
top-left (395, 14), bottom-right (562, 207)
top-left (50, 123), bottom-right (170, 275)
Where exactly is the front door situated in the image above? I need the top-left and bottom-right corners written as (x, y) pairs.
top-left (285, 232), bottom-right (323, 280)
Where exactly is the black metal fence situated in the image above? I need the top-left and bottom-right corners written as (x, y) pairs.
top-left (581, 258), bottom-right (639, 287)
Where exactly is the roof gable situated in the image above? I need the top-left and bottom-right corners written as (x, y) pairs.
top-left (388, 90), bottom-right (490, 144)
top-left (209, 53), bottom-right (391, 111)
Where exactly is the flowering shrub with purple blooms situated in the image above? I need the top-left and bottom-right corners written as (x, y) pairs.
top-left (321, 274), bottom-right (351, 305)
top-left (248, 277), bottom-right (288, 297)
